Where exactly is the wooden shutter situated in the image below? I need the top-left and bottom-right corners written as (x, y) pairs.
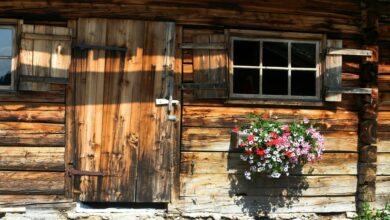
top-left (19, 24), bottom-right (72, 91)
top-left (325, 39), bottom-right (343, 102)
top-left (325, 40), bottom-right (374, 102)
top-left (187, 34), bottom-right (227, 99)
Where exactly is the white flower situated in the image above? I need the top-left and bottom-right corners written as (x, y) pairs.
top-left (265, 154), bottom-right (271, 158)
top-left (254, 136), bottom-right (259, 141)
top-left (271, 156), bottom-right (276, 161)
top-left (271, 173), bottom-right (281, 178)
top-left (286, 172), bottom-right (289, 176)
top-left (244, 171), bottom-right (251, 180)
top-left (277, 158), bottom-right (282, 162)
top-left (254, 128), bottom-right (258, 132)
top-left (249, 159), bottom-right (254, 164)
top-left (249, 154), bottom-right (254, 160)
top-left (268, 164), bottom-right (273, 168)
top-left (257, 167), bottom-right (262, 172)
top-left (243, 129), bottom-right (248, 134)
top-left (283, 167), bottom-right (288, 172)
top-left (250, 166), bottom-right (256, 171)
top-left (249, 140), bottom-right (254, 145)
top-left (257, 162), bottom-right (262, 166)
top-left (273, 151), bottom-right (278, 155)
top-left (240, 154), bottom-right (248, 161)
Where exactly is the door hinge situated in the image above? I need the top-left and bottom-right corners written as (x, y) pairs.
top-left (67, 168), bottom-right (107, 176)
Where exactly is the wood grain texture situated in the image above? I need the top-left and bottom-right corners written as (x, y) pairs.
top-left (136, 21), bottom-right (176, 202)
top-left (180, 152), bottom-right (357, 175)
top-left (170, 196), bottom-right (356, 214)
top-left (0, 147), bottom-right (64, 171)
top-left (181, 128), bottom-right (358, 152)
top-left (75, 18), bottom-right (107, 202)
top-left (377, 153), bottom-right (390, 176)
top-left (0, 171), bottom-right (64, 195)
top-left (181, 174), bottom-right (357, 197)
top-left (182, 106), bottom-right (358, 131)
top-left (0, 0), bottom-right (363, 36)
top-left (0, 195), bottom-right (71, 207)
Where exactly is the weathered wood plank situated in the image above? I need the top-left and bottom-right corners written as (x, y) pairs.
top-left (377, 132), bottom-right (390, 152)
top-left (0, 133), bottom-right (65, 147)
top-left (170, 196), bottom-right (356, 214)
top-left (325, 40), bottom-right (343, 102)
top-left (136, 21), bottom-right (175, 203)
top-left (0, 110), bottom-right (64, 123)
top-left (0, 171), bottom-right (64, 195)
top-left (377, 176), bottom-right (390, 195)
top-left (0, 195), bottom-right (71, 206)
top-left (181, 174), bottom-right (357, 197)
top-left (0, 122), bottom-right (64, 134)
top-left (180, 152), bottom-right (357, 175)
top-left (182, 106), bottom-right (358, 131)
top-left (76, 18), bottom-right (107, 202)
top-left (0, 147), bottom-right (64, 171)
top-left (181, 128), bottom-right (357, 152)
top-left (377, 153), bottom-right (390, 175)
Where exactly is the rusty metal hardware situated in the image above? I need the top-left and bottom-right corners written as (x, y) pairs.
top-left (67, 168), bottom-right (107, 176)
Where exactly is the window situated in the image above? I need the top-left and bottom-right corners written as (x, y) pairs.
top-left (230, 37), bottom-right (321, 100)
top-left (0, 26), bottom-right (16, 90)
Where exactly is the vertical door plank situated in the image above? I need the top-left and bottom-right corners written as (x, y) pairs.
top-left (137, 21), bottom-right (175, 202)
top-left (76, 18), bottom-right (107, 201)
top-left (118, 20), bottom-right (145, 201)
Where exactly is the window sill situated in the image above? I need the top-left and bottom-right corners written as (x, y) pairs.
top-left (225, 99), bottom-right (329, 108)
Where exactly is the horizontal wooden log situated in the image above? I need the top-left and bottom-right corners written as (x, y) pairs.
top-left (22, 33), bottom-right (71, 41)
top-left (180, 152), bottom-right (357, 175)
top-left (0, 103), bottom-right (65, 111)
top-left (170, 196), bottom-right (356, 214)
top-left (181, 174), bottom-right (357, 197)
top-left (0, 92), bottom-right (65, 103)
top-left (375, 194), bottom-right (390, 210)
top-left (0, 195), bottom-right (71, 207)
top-left (0, 110), bottom-right (64, 123)
top-left (182, 106), bottom-right (358, 131)
top-left (0, 122), bottom-right (64, 134)
top-left (377, 153), bottom-right (390, 175)
top-left (0, 133), bottom-right (65, 147)
top-left (182, 127), bottom-right (358, 152)
top-left (0, 2), bottom-right (361, 35)
top-left (0, 171), bottom-right (64, 195)
top-left (378, 132), bottom-right (390, 152)
top-left (0, 147), bottom-right (64, 171)
top-left (377, 176), bottom-right (390, 195)
top-left (180, 42), bottom-right (225, 49)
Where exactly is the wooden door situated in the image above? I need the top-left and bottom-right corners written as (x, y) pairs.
top-left (71, 19), bottom-right (176, 202)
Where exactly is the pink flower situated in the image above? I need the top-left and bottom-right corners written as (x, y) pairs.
top-left (232, 127), bottom-right (240, 133)
top-left (303, 117), bottom-right (309, 124)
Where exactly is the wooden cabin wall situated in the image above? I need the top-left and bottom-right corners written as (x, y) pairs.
top-left (0, 85), bottom-right (68, 206)
top-left (176, 27), bottom-right (363, 215)
top-left (377, 13), bottom-right (390, 209)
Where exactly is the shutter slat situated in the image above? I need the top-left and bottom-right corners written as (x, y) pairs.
top-left (325, 40), bottom-right (343, 102)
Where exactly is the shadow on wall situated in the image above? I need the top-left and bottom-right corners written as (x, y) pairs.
top-left (227, 153), bottom-right (308, 217)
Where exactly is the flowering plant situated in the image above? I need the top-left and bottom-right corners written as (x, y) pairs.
top-left (232, 114), bottom-right (324, 180)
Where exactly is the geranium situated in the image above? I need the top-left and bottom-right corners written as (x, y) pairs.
top-left (232, 114), bottom-right (325, 179)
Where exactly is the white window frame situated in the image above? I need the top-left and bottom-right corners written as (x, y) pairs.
top-left (0, 25), bottom-right (17, 91)
top-left (229, 34), bottom-right (323, 101)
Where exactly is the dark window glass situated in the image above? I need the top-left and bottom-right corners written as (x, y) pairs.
top-left (291, 71), bottom-right (316, 96)
top-left (0, 59), bottom-right (11, 86)
top-left (291, 43), bottom-right (316, 68)
top-left (233, 68), bottom-right (259, 94)
top-left (233, 40), bottom-right (260, 66)
top-left (0, 28), bottom-right (13, 57)
top-left (263, 69), bottom-right (288, 95)
top-left (263, 42), bottom-right (288, 67)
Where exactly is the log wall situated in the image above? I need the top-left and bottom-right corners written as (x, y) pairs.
top-left (376, 15), bottom-right (390, 209)
top-left (0, 84), bottom-right (68, 206)
top-left (173, 26), bottom-right (364, 215)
